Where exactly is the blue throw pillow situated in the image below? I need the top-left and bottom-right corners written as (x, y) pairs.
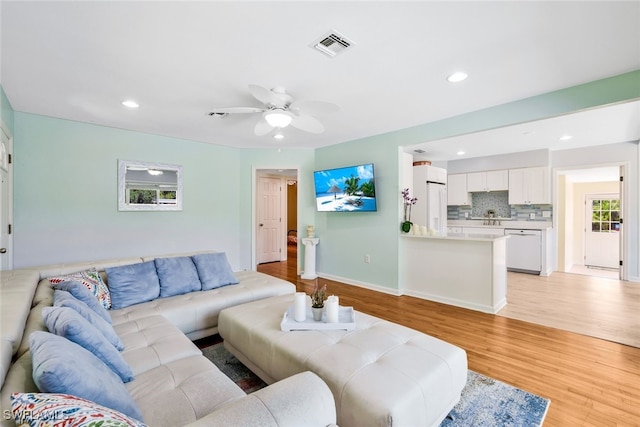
top-left (53, 290), bottom-right (124, 351)
top-left (155, 256), bottom-right (202, 298)
top-left (105, 261), bottom-right (160, 309)
top-left (51, 280), bottom-right (112, 324)
top-left (191, 253), bottom-right (239, 291)
top-left (42, 306), bottom-right (134, 382)
top-left (29, 331), bottom-right (143, 422)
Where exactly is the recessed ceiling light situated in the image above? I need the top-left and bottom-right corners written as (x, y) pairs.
top-left (559, 135), bottom-right (573, 141)
top-left (456, 150), bottom-right (466, 156)
top-left (122, 100), bottom-right (139, 108)
top-left (447, 72), bottom-right (468, 83)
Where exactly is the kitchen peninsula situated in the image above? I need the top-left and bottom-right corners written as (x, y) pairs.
top-left (400, 232), bottom-right (509, 314)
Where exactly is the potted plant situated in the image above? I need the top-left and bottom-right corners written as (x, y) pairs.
top-left (401, 188), bottom-right (418, 233)
top-left (311, 283), bottom-right (327, 321)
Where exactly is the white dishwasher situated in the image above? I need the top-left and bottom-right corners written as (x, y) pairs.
top-left (504, 229), bottom-right (542, 274)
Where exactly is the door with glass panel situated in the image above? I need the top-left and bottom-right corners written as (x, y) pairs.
top-left (584, 194), bottom-right (620, 269)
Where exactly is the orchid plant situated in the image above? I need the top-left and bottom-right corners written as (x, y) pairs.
top-left (401, 188), bottom-right (418, 232)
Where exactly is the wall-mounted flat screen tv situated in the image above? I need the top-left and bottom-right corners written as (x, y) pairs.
top-left (313, 163), bottom-right (377, 212)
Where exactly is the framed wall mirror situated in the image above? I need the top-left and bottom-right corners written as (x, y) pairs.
top-left (118, 160), bottom-right (183, 211)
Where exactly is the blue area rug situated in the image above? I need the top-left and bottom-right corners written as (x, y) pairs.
top-left (203, 343), bottom-right (550, 426)
top-left (441, 370), bottom-right (550, 427)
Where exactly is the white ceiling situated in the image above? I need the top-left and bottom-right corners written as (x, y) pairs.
top-left (406, 100), bottom-right (640, 161)
top-left (1, 1), bottom-right (639, 152)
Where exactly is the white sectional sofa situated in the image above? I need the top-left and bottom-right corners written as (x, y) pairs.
top-left (0, 251), bottom-right (337, 426)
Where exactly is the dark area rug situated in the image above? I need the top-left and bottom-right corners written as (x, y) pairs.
top-left (202, 342), bottom-right (550, 426)
top-left (201, 342), bottom-right (267, 394)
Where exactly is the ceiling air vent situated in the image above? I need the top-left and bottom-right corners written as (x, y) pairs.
top-left (310, 30), bottom-right (354, 58)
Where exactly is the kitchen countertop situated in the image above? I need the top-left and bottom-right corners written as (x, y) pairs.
top-left (401, 232), bottom-right (509, 242)
top-left (448, 220), bottom-right (552, 230)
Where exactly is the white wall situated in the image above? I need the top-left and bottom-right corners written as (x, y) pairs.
top-left (447, 149), bottom-right (550, 174)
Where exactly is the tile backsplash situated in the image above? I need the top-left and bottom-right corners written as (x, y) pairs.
top-left (448, 191), bottom-right (552, 221)
top-left (471, 191), bottom-right (510, 217)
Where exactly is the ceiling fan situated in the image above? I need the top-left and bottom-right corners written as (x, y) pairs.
top-left (208, 85), bottom-right (339, 137)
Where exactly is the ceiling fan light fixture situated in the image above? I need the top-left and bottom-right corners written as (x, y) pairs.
top-left (264, 109), bottom-right (293, 128)
top-left (273, 130), bottom-right (285, 140)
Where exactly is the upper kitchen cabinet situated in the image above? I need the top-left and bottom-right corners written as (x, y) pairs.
top-left (467, 170), bottom-right (509, 192)
top-left (508, 167), bottom-right (551, 205)
top-left (447, 174), bottom-right (471, 205)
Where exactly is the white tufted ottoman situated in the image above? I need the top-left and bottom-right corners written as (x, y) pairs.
top-left (218, 295), bottom-right (468, 427)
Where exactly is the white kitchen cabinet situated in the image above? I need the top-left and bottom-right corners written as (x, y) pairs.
top-left (447, 174), bottom-right (471, 205)
top-left (467, 170), bottom-right (508, 192)
top-left (508, 167), bottom-right (550, 205)
top-left (447, 226), bottom-right (463, 234)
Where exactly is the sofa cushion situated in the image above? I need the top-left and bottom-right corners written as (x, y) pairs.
top-left (192, 253), bottom-right (239, 290)
top-left (126, 355), bottom-right (244, 427)
top-left (115, 315), bottom-right (202, 376)
top-left (50, 280), bottom-right (112, 324)
top-left (155, 256), bottom-right (202, 298)
top-left (10, 393), bottom-right (146, 427)
top-left (29, 331), bottom-right (143, 421)
top-left (54, 290), bottom-right (124, 351)
top-left (47, 268), bottom-right (111, 309)
top-left (42, 307), bottom-right (134, 383)
top-left (106, 261), bottom-right (160, 309)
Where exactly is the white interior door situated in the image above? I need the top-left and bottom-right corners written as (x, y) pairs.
top-left (0, 127), bottom-right (11, 271)
top-left (585, 194), bottom-right (620, 269)
top-left (257, 176), bottom-right (282, 264)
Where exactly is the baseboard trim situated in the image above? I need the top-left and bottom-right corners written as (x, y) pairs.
top-left (403, 289), bottom-right (503, 314)
top-left (315, 272), bottom-right (403, 297)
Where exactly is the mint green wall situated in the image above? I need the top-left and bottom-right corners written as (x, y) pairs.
top-left (315, 70), bottom-right (640, 291)
top-left (13, 113), bottom-right (243, 268)
top-left (9, 71), bottom-right (640, 280)
top-left (314, 135), bottom-right (404, 292)
top-left (1, 86), bottom-right (14, 134)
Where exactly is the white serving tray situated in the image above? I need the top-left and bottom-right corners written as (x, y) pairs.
top-left (280, 305), bottom-right (356, 331)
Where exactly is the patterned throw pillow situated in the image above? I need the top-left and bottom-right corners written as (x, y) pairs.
top-left (48, 269), bottom-right (111, 310)
top-left (11, 393), bottom-right (147, 426)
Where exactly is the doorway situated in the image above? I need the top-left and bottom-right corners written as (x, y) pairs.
top-left (255, 169), bottom-right (298, 267)
top-left (584, 194), bottom-right (620, 269)
top-left (556, 165), bottom-right (623, 280)
top-left (0, 125), bottom-right (12, 271)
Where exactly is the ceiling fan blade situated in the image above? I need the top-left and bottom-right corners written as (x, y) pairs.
top-left (289, 100), bottom-right (339, 116)
top-left (248, 84), bottom-right (281, 106)
top-left (291, 115), bottom-right (325, 134)
top-left (209, 107), bottom-right (265, 114)
top-left (254, 118), bottom-right (273, 136)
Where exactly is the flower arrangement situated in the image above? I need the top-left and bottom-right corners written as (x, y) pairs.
top-left (401, 188), bottom-right (418, 232)
top-left (311, 283), bottom-right (327, 308)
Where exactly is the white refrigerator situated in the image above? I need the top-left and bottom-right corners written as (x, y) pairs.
top-left (412, 165), bottom-right (447, 235)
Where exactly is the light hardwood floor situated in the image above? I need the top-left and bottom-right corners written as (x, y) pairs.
top-left (498, 271), bottom-right (640, 348)
top-left (258, 247), bottom-right (640, 427)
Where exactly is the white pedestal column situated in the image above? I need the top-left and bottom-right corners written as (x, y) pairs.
top-left (301, 237), bottom-right (320, 280)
